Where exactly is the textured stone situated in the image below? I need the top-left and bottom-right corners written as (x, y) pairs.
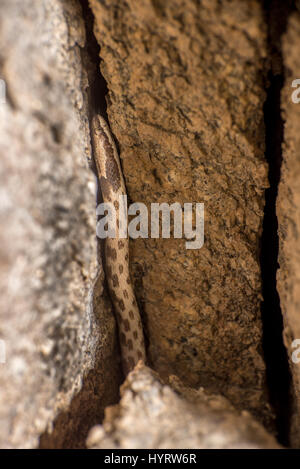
top-left (4, 0), bottom-right (298, 449)
top-left (0, 0), bottom-right (120, 449)
top-left (277, 5), bottom-right (300, 448)
top-left (87, 363), bottom-right (280, 449)
top-left (90, 0), bottom-right (270, 423)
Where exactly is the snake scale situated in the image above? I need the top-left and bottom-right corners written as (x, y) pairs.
top-left (91, 115), bottom-right (146, 375)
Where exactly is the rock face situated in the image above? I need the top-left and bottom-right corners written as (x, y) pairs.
top-left (90, 0), bottom-right (271, 423)
top-left (0, 0), bottom-right (120, 448)
top-left (277, 5), bottom-right (300, 448)
top-left (87, 363), bottom-right (280, 449)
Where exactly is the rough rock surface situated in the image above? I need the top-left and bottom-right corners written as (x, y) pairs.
top-left (90, 0), bottom-right (271, 423)
top-left (277, 4), bottom-right (300, 448)
top-left (0, 0), bottom-right (120, 448)
top-left (3, 0), bottom-right (299, 450)
top-left (87, 363), bottom-right (280, 449)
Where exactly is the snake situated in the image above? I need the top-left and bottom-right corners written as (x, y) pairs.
top-left (91, 115), bottom-right (146, 375)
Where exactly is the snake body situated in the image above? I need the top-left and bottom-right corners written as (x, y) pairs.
top-left (91, 115), bottom-right (146, 375)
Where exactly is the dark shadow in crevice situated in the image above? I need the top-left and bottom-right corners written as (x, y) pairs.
top-left (261, 0), bottom-right (294, 447)
top-left (80, 0), bottom-right (108, 114)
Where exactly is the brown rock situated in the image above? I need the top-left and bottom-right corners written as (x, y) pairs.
top-left (90, 0), bottom-right (270, 423)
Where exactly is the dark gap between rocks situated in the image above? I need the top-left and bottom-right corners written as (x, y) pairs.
top-left (261, 0), bottom-right (294, 447)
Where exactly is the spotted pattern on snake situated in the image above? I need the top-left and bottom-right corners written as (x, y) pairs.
top-left (91, 115), bottom-right (146, 375)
